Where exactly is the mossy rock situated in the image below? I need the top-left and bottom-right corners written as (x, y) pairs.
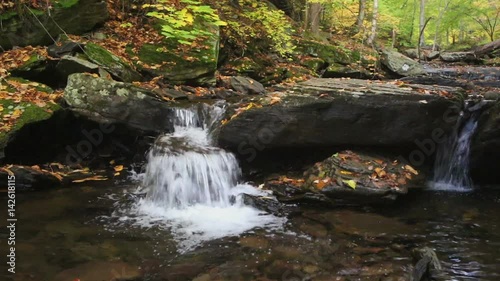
top-left (9, 53), bottom-right (51, 79)
top-left (0, 0), bottom-right (108, 49)
top-left (0, 81), bottom-right (60, 156)
top-left (134, 23), bottom-right (219, 86)
top-left (295, 39), bottom-right (358, 66)
top-left (84, 42), bottom-right (142, 83)
top-left (300, 57), bottom-right (326, 73)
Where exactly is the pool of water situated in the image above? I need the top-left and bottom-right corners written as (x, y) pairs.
top-left (1, 182), bottom-right (500, 281)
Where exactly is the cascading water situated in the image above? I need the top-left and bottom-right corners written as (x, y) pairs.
top-left (431, 100), bottom-right (483, 191)
top-left (125, 102), bottom-right (284, 251)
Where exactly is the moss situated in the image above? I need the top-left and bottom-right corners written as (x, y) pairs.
top-left (53, 0), bottom-right (79, 8)
top-left (136, 43), bottom-right (217, 84)
top-left (0, 99), bottom-right (60, 149)
top-left (85, 42), bottom-right (141, 82)
top-left (300, 57), bottom-right (326, 72)
top-left (0, 11), bottom-right (17, 20)
top-left (296, 39), bottom-right (354, 65)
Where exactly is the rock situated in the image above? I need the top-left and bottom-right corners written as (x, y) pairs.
top-left (404, 49), bottom-right (419, 59)
top-left (55, 55), bottom-right (100, 80)
top-left (84, 42), bottom-right (142, 83)
top-left (0, 0), bottom-right (108, 49)
top-left (48, 41), bottom-right (84, 58)
top-left (217, 78), bottom-right (461, 153)
top-left (426, 51), bottom-right (440, 60)
top-left (0, 165), bottom-right (61, 190)
top-left (323, 63), bottom-right (371, 79)
top-left (411, 247), bottom-right (443, 281)
top-left (239, 236), bottom-right (270, 249)
top-left (135, 23), bottom-right (220, 86)
top-left (220, 76), bottom-right (266, 95)
top-left (241, 193), bottom-right (290, 216)
top-left (0, 78), bottom-right (61, 158)
top-left (470, 100), bottom-right (500, 184)
top-left (380, 49), bottom-right (426, 76)
top-left (474, 39), bottom-right (500, 58)
top-left (439, 52), bottom-right (478, 62)
top-left (303, 150), bottom-right (424, 203)
top-left (64, 73), bottom-right (174, 134)
top-left (296, 39), bottom-right (358, 66)
top-left (53, 261), bottom-right (141, 281)
top-left (300, 57), bottom-right (327, 72)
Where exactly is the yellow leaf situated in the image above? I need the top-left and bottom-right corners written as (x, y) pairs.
top-left (340, 170), bottom-right (353, 175)
top-left (72, 175), bottom-right (108, 183)
top-left (342, 179), bottom-right (357, 189)
top-left (270, 96), bottom-right (281, 105)
top-left (114, 172), bottom-right (120, 176)
top-left (114, 165), bottom-right (124, 172)
top-left (404, 165), bottom-right (418, 175)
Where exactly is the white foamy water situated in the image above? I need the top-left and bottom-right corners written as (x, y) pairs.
top-left (117, 102), bottom-right (284, 252)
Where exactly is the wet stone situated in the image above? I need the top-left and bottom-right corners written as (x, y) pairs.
top-left (239, 236), bottom-right (270, 250)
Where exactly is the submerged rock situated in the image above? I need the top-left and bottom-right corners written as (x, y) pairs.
top-left (64, 73), bottom-right (174, 134)
top-left (0, 165), bottom-right (61, 190)
top-left (53, 261), bottom-right (142, 281)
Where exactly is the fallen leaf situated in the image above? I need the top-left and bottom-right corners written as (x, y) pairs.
top-left (114, 165), bottom-right (124, 172)
top-left (404, 165), bottom-right (418, 175)
top-left (72, 175), bottom-right (108, 183)
top-left (342, 179), bottom-right (357, 189)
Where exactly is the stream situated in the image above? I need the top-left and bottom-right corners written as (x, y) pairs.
top-left (2, 102), bottom-right (500, 281)
top-left (1, 183), bottom-right (500, 280)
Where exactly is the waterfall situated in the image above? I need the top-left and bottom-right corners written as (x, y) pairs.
top-left (128, 102), bottom-right (283, 251)
top-left (431, 100), bottom-right (483, 191)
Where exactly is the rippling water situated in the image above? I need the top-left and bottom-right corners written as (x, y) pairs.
top-left (2, 184), bottom-right (500, 280)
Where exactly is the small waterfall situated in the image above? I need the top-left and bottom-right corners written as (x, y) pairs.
top-left (431, 100), bottom-right (483, 191)
top-left (129, 102), bottom-right (283, 251)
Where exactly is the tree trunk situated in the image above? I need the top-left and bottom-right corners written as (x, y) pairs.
top-left (409, 0), bottom-right (417, 42)
top-left (367, 0), bottom-right (378, 45)
top-left (419, 0), bottom-right (426, 46)
top-left (356, 0), bottom-right (367, 32)
top-left (308, 2), bottom-right (323, 35)
top-left (432, 0), bottom-right (450, 51)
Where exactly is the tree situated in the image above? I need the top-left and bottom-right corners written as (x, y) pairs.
top-left (471, 1), bottom-right (499, 41)
top-left (432, 0), bottom-right (451, 50)
top-left (419, 0), bottom-right (426, 46)
top-left (356, 0), bottom-right (367, 32)
top-left (367, 0), bottom-right (378, 45)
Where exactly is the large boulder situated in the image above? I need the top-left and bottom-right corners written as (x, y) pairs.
top-left (0, 0), bottom-right (108, 49)
top-left (135, 24), bottom-right (220, 86)
top-left (0, 78), bottom-right (61, 158)
top-left (217, 78), bottom-right (461, 158)
top-left (470, 100), bottom-right (500, 184)
top-left (381, 49), bottom-right (425, 76)
top-left (63, 73), bottom-right (174, 134)
top-left (84, 42), bottom-right (142, 83)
